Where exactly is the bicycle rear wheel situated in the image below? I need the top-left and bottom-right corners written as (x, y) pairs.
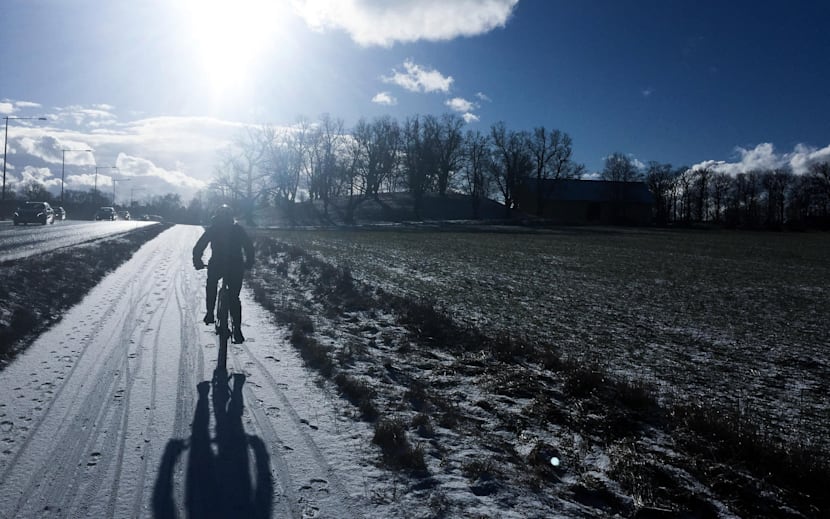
top-left (216, 284), bottom-right (230, 371)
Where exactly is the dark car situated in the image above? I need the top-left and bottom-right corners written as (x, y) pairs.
top-left (95, 206), bottom-right (118, 221)
top-left (117, 210), bottom-right (131, 220)
top-left (13, 201), bottom-right (55, 225)
top-left (54, 206), bottom-right (66, 220)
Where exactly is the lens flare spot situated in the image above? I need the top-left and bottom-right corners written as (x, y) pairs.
top-left (550, 456), bottom-right (560, 467)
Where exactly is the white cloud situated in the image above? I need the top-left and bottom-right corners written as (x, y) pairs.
top-left (15, 101), bottom-right (42, 109)
top-left (462, 113), bottom-right (480, 123)
top-left (383, 59), bottom-right (453, 93)
top-left (292, 0), bottom-right (519, 47)
top-left (1, 101), bottom-right (242, 202)
top-left (20, 166), bottom-right (58, 188)
top-left (691, 142), bottom-right (830, 176)
top-left (371, 91), bottom-right (398, 106)
top-left (0, 101), bottom-right (15, 115)
top-left (53, 105), bottom-right (118, 127)
top-left (641, 87), bottom-right (654, 98)
top-left (445, 97), bottom-right (476, 113)
top-left (475, 92), bottom-right (492, 102)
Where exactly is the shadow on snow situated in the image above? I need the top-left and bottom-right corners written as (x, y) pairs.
top-left (153, 371), bottom-right (273, 519)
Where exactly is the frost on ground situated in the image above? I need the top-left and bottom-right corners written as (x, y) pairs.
top-left (0, 225), bottom-right (403, 519)
top-left (0, 224), bottom-right (827, 518)
top-left (246, 228), bottom-right (829, 518)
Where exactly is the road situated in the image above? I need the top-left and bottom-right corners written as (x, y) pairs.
top-left (0, 219), bottom-right (158, 263)
top-left (0, 225), bottom-right (372, 518)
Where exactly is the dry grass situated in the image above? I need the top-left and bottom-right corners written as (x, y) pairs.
top-left (247, 227), bottom-right (830, 516)
top-left (372, 418), bottom-right (427, 473)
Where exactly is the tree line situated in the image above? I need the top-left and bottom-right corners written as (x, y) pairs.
top-left (211, 113), bottom-right (585, 222)
top-left (215, 112), bottom-right (829, 228)
top-left (633, 157), bottom-right (830, 229)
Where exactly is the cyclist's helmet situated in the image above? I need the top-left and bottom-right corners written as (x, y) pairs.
top-left (213, 204), bottom-right (234, 225)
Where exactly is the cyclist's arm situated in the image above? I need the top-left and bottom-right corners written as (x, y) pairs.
top-left (192, 228), bottom-right (212, 266)
top-left (240, 227), bottom-right (255, 268)
top-left (243, 234), bottom-right (255, 269)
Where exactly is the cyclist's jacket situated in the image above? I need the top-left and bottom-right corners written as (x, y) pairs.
top-left (193, 221), bottom-right (254, 270)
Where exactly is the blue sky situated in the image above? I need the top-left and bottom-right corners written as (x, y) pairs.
top-left (1, 0), bottom-right (829, 201)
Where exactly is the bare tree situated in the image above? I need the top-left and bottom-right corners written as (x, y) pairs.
top-left (489, 122), bottom-right (532, 217)
top-left (527, 126), bottom-right (582, 216)
top-left (460, 130), bottom-right (492, 218)
top-left (645, 161), bottom-right (675, 225)
top-left (308, 114), bottom-right (347, 217)
top-left (710, 171), bottom-right (732, 223)
top-left (435, 113), bottom-right (464, 196)
top-left (351, 116), bottom-right (401, 201)
top-left (692, 167), bottom-right (712, 222)
top-left (761, 168), bottom-right (792, 227)
top-left (601, 152), bottom-right (642, 182)
top-left (401, 115), bottom-right (435, 218)
top-left (213, 126), bottom-right (271, 224)
top-left (808, 161), bottom-right (830, 220)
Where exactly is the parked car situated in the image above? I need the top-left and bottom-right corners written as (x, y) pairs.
top-left (13, 201), bottom-right (55, 225)
top-left (95, 206), bottom-right (118, 221)
top-left (54, 206), bottom-right (66, 220)
top-left (117, 210), bottom-right (131, 220)
top-left (141, 214), bottom-right (164, 222)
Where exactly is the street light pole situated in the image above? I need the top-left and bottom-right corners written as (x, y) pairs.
top-left (2, 116), bottom-right (48, 201)
top-left (61, 148), bottom-right (93, 204)
top-left (94, 166), bottom-right (118, 201)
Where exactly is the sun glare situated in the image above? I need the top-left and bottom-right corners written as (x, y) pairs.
top-left (179, 0), bottom-right (289, 96)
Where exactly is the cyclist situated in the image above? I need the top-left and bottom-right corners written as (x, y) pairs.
top-left (192, 204), bottom-right (254, 344)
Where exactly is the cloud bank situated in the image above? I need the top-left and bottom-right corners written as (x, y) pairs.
top-left (692, 142), bottom-right (830, 176)
top-left (2, 103), bottom-right (240, 202)
top-left (292, 0), bottom-right (519, 47)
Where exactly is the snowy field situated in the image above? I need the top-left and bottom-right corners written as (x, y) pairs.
top-left (259, 226), bottom-right (829, 450)
top-left (1, 224), bottom-right (827, 517)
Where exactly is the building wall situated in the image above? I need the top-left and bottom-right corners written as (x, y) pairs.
top-left (517, 189), bottom-right (653, 225)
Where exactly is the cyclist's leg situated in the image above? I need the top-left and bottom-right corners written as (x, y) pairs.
top-left (205, 263), bottom-right (220, 324)
top-left (227, 266), bottom-right (244, 342)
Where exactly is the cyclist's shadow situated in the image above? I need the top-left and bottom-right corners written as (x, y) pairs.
top-left (153, 370), bottom-right (273, 519)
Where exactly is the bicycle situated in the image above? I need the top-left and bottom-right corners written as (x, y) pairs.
top-left (215, 279), bottom-right (231, 372)
top-left (195, 261), bottom-right (231, 373)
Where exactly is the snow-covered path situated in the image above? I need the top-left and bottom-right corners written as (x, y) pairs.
top-left (0, 225), bottom-right (375, 518)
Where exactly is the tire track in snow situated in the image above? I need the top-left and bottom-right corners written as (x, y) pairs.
top-left (0, 231), bottom-right (163, 514)
top-left (0, 225), bottom-right (373, 518)
top-left (233, 333), bottom-right (360, 519)
top-left (225, 349), bottom-right (304, 518)
top-left (8, 233), bottom-right (172, 517)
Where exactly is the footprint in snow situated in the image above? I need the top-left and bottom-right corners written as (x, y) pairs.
top-left (299, 419), bottom-right (319, 431)
top-left (88, 452), bottom-right (102, 466)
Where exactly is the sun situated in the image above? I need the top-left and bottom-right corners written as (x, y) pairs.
top-left (178, 0), bottom-right (290, 96)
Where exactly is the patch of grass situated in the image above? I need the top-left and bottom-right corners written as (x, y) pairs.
top-left (411, 413), bottom-right (435, 438)
top-left (488, 333), bottom-right (534, 362)
top-left (526, 441), bottom-right (564, 487)
top-left (562, 364), bottom-right (606, 399)
top-left (671, 403), bottom-right (830, 515)
top-left (372, 418), bottom-right (427, 473)
top-left (334, 373), bottom-right (378, 421)
top-left (461, 458), bottom-right (496, 482)
top-left (290, 328), bottom-right (334, 378)
top-left (404, 379), bottom-right (431, 412)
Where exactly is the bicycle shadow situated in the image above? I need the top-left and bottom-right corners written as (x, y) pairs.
top-left (153, 370), bottom-right (273, 519)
